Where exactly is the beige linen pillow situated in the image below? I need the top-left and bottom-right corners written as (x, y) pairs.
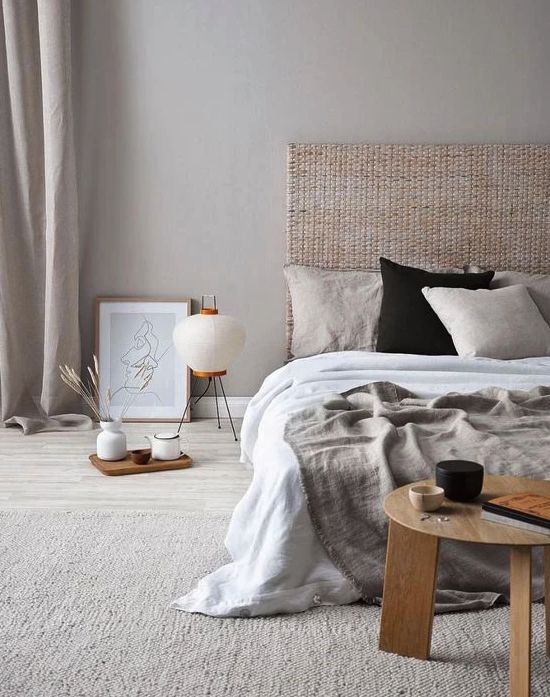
top-left (284, 265), bottom-right (382, 357)
top-left (421, 284), bottom-right (550, 359)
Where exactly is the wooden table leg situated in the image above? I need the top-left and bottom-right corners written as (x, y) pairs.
top-left (510, 546), bottom-right (532, 697)
top-left (379, 519), bottom-right (440, 659)
top-left (545, 547), bottom-right (550, 659)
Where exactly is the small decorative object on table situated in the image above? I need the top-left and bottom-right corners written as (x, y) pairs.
top-left (408, 484), bottom-right (445, 512)
top-left (173, 295), bottom-right (245, 440)
top-left (435, 460), bottom-right (484, 501)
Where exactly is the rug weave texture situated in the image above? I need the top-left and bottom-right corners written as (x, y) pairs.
top-left (0, 510), bottom-right (548, 697)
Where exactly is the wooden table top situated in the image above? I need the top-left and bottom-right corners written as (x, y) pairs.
top-left (384, 474), bottom-right (550, 546)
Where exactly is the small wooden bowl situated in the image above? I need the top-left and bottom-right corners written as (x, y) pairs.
top-left (130, 448), bottom-right (152, 465)
top-left (408, 484), bottom-right (445, 512)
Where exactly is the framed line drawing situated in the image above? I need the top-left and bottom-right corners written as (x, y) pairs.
top-left (95, 297), bottom-right (190, 422)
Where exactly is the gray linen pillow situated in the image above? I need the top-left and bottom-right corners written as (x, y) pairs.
top-left (421, 285), bottom-right (550, 359)
top-left (284, 265), bottom-right (383, 357)
top-left (465, 266), bottom-right (550, 327)
top-left (491, 271), bottom-right (550, 327)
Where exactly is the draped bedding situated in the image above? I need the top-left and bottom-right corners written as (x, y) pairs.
top-left (173, 351), bottom-right (550, 617)
top-left (285, 380), bottom-right (550, 613)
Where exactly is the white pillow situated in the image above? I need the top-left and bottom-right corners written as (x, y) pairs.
top-left (421, 285), bottom-right (550, 359)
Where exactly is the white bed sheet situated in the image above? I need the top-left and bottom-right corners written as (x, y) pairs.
top-left (172, 351), bottom-right (550, 617)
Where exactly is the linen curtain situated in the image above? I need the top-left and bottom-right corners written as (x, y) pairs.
top-left (0, 0), bottom-right (82, 428)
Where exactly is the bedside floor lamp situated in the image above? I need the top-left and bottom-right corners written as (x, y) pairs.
top-left (173, 295), bottom-right (245, 440)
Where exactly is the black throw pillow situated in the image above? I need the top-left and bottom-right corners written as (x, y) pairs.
top-left (376, 258), bottom-right (494, 355)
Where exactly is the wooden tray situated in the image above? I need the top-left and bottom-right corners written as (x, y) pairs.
top-left (89, 451), bottom-right (193, 476)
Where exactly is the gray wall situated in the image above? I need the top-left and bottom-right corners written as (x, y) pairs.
top-left (73, 0), bottom-right (550, 396)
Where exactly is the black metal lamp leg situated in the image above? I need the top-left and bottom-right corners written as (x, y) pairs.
top-left (218, 376), bottom-right (238, 442)
top-left (177, 375), bottom-right (238, 441)
top-left (213, 377), bottom-right (221, 429)
top-left (177, 375), bottom-right (197, 434)
top-left (177, 376), bottom-right (212, 435)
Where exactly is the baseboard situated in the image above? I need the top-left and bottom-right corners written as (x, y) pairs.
top-left (191, 396), bottom-right (251, 419)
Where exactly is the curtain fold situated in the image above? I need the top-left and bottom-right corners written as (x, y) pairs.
top-left (0, 0), bottom-right (81, 424)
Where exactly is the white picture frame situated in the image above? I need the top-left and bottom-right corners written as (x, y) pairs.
top-left (95, 297), bottom-right (190, 422)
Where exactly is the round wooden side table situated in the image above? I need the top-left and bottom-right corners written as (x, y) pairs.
top-left (379, 475), bottom-right (550, 697)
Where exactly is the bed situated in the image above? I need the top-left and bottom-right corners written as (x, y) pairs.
top-left (173, 144), bottom-right (550, 617)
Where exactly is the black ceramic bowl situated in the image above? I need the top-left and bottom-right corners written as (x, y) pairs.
top-left (435, 460), bottom-right (484, 502)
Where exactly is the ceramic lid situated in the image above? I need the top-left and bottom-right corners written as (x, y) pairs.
top-left (436, 460), bottom-right (483, 475)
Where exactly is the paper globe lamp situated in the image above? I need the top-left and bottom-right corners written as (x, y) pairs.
top-left (173, 296), bottom-right (245, 377)
top-left (173, 296), bottom-right (245, 441)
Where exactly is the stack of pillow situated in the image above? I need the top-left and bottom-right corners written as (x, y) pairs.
top-left (284, 257), bottom-right (550, 360)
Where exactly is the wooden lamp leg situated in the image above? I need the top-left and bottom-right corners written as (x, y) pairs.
top-left (510, 546), bottom-right (532, 697)
top-left (379, 520), bottom-right (440, 659)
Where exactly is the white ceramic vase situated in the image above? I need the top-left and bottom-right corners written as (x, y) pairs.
top-left (97, 420), bottom-right (127, 461)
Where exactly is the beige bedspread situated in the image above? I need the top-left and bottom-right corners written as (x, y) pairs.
top-left (284, 382), bottom-right (549, 611)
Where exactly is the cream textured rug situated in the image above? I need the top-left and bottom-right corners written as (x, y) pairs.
top-left (0, 511), bottom-right (548, 697)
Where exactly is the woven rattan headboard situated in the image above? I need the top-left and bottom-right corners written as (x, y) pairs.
top-left (286, 143), bottom-right (550, 355)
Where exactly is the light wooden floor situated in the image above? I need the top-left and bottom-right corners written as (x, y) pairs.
top-left (0, 420), bottom-right (251, 513)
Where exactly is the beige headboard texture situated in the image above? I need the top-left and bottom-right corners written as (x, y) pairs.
top-left (286, 143), bottom-right (550, 353)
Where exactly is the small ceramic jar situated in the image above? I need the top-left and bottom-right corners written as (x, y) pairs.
top-left (436, 460), bottom-right (484, 501)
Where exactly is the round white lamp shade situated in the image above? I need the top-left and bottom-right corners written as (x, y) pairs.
top-left (173, 310), bottom-right (245, 376)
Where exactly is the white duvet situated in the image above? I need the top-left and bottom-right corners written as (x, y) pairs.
top-left (172, 351), bottom-right (550, 617)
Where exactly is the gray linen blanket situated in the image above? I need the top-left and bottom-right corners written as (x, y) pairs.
top-left (284, 382), bottom-right (550, 612)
